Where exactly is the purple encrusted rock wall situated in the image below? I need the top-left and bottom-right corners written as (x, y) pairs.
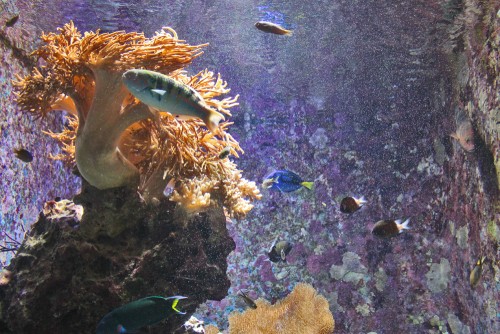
top-left (179, 1), bottom-right (499, 333)
top-left (1, 1), bottom-right (498, 333)
top-left (0, 1), bottom-right (81, 266)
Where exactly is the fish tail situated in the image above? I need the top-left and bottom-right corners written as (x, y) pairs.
top-left (203, 107), bottom-right (225, 133)
top-left (284, 29), bottom-right (293, 36)
top-left (357, 196), bottom-right (367, 204)
top-left (301, 181), bottom-right (314, 190)
top-left (170, 296), bottom-right (187, 314)
top-left (399, 219), bottom-right (410, 232)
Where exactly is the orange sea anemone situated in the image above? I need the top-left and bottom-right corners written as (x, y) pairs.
top-left (14, 22), bottom-right (261, 218)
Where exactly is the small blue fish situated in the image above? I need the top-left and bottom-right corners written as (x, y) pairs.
top-left (262, 170), bottom-right (313, 193)
top-left (96, 295), bottom-right (186, 334)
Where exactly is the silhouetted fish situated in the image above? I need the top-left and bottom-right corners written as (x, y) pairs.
top-left (255, 21), bottom-right (292, 35)
top-left (5, 15), bottom-right (19, 27)
top-left (14, 148), bottom-right (33, 162)
top-left (340, 196), bottom-right (366, 214)
top-left (372, 219), bottom-right (410, 238)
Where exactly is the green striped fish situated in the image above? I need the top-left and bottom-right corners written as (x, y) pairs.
top-left (123, 69), bottom-right (224, 132)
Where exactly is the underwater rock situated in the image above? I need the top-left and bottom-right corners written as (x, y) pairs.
top-left (0, 181), bottom-right (235, 333)
top-left (447, 313), bottom-right (471, 334)
top-left (329, 251), bottom-right (369, 285)
top-left (425, 258), bottom-right (451, 294)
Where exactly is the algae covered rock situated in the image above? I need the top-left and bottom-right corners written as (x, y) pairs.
top-left (0, 183), bottom-right (235, 333)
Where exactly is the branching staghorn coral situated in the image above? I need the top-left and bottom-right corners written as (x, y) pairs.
top-left (226, 283), bottom-right (335, 334)
top-left (14, 22), bottom-right (261, 217)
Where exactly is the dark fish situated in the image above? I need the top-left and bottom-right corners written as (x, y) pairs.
top-left (262, 170), bottom-right (313, 193)
top-left (372, 219), bottom-right (410, 238)
top-left (255, 21), bottom-right (292, 35)
top-left (96, 295), bottom-right (186, 334)
top-left (14, 148), bottom-right (33, 162)
top-left (5, 15), bottom-right (19, 27)
top-left (268, 237), bottom-right (293, 263)
top-left (237, 289), bottom-right (257, 309)
top-left (340, 196), bottom-right (366, 214)
top-left (470, 256), bottom-right (486, 288)
top-left (218, 146), bottom-right (232, 159)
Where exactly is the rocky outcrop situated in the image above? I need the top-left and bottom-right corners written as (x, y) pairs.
top-left (0, 182), bottom-right (235, 333)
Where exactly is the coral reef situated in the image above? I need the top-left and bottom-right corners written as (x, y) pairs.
top-left (194, 1), bottom-right (499, 333)
top-left (1, 1), bottom-right (499, 334)
top-left (226, 283), bottom-right (334, 334)
top-left (0, 182), bottom-right (235, 333)
top-left (14, 22), bottom-right (260, 217)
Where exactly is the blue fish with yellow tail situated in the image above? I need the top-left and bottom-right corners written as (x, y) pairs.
top-left (96, 295), bottom-right (187, 334)
top-left (262, 170), bottom-right (313, 193)
top-left (122, 69), bottom-right (225, 133)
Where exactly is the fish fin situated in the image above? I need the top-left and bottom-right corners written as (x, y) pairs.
top-left (398, 219), bottom-right (410, 232)
top-left (151, 89), bottom-right (167, 96)
top-left (262, 177), bottom-right (276, 188)
top-left (450, 132), bottom-right (459, 140)
top-left (203, 107), bottom-right (225, 133)
top-left (301, 181), bottom-right (314, 190)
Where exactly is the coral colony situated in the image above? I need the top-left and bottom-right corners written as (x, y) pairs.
top-left (6, 20), bottom-right (337, 334)
top-left (1, 22), bottom-right (278, 334)
top-left (14, 22), bottom-right (261, 219)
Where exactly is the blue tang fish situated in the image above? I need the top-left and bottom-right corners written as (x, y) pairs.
top-left (262, 170), bottom-right (313, 193)
top-left (96, 295), bottom-right (186, 334)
